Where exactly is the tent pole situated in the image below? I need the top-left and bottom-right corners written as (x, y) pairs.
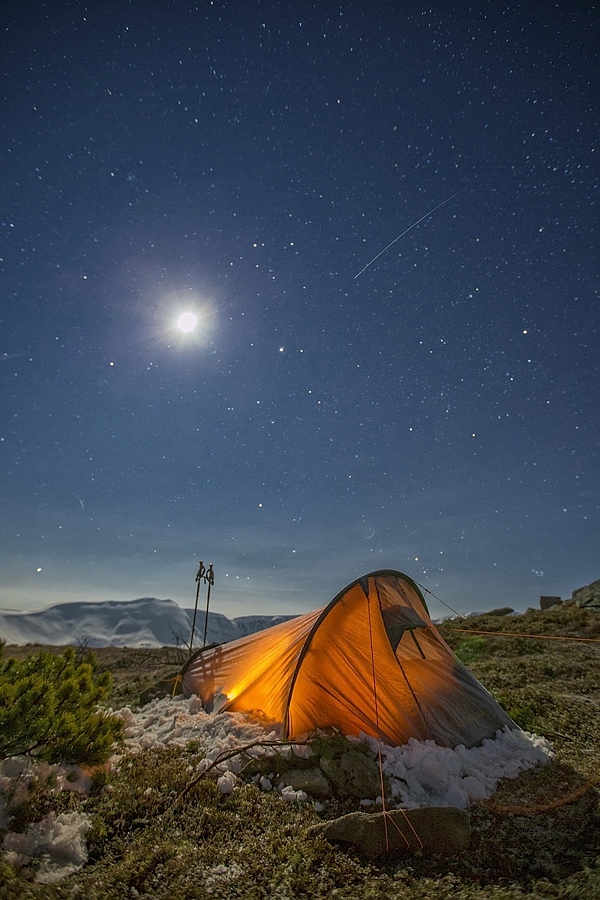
top-left (202, 564), bottom-right (215, 647)
top-left (188, 560), bottom-right (206, 653)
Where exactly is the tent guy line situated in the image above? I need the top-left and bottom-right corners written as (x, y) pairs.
top-left (353, 188), bottom-right (464, 279)
top-left (452, 628), bottom-right (600, 644)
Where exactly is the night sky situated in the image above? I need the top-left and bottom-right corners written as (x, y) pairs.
top-left (1, 1), bottom-right (598, 620)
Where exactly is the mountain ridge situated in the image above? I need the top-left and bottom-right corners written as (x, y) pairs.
top-left (0, 597), bottom-right (297, 648)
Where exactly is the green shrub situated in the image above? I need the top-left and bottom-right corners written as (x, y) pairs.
top-left (0, 642), bottom-right (123, 765)
top-left (454, 635), bottom-right (487, 665)
top-left (495, 694), bottom-right (539, 731)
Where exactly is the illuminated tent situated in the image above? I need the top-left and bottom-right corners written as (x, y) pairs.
top-left (181, 569), bottom-right (514, 748)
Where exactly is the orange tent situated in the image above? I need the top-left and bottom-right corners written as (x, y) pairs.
top-left (181, 569), bottom-right (514, 748)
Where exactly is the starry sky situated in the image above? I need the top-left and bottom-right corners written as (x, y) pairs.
top-left (1, 1), bottom-right (598, 620)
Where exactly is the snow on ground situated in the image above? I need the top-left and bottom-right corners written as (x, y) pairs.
top-left (0, 694), bottom-right (554, 883)
top-left (116, 695), bottom-right (554, 808)
top-left (362, 728), bottom-right (553, 809)
top-left (0, 758), bottom-right (94, 884)
top-left (2, 812), bottom-right (91, 885)
top-left (117, 693), bottom-right (281, 758)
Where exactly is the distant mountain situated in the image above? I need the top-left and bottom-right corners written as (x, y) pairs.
top-left (0, 597), bottom-right (297, 648)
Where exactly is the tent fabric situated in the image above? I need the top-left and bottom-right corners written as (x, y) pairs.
top-left (181, 569), bottom-right (514, 748)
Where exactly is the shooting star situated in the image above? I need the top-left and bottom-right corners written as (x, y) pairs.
top-left (354, 189), bottom-right (464, 279)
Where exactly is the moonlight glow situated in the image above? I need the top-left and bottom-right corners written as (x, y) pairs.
top-left (177, 312), bottom-right (198, 333)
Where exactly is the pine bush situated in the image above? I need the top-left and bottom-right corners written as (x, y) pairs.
top-left (0, 642), bottom-right (123, 765)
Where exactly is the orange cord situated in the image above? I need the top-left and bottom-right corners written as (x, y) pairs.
top-left (365, 592), bottom-right (423, 850)
top-left (486, 770), bottom-right (600, 817)
top-left (450, 628), bottom-right (600, 643)
top-left (365, 591), bottom-right (396, 850)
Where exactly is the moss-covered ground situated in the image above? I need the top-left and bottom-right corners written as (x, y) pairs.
top-left (2, 602), bottom-right (599, 898)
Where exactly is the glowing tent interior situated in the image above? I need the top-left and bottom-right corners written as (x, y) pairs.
top-left (181, 569), bottom-right (515, 748)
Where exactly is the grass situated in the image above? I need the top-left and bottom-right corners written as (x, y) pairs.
top-left (1, 602), bottom-right (599, 898)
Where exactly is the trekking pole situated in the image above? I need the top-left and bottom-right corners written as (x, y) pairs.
top-left (188, 560), bottom-right (206, 653)
top-left (202, 563), bottom-right (215, 647)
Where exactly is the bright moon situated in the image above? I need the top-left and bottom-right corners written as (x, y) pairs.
top-left (177, 312), bottom-right (198, 333)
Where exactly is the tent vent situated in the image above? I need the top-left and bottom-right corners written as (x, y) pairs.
top-left (357, 575), bottom-right (370, 597)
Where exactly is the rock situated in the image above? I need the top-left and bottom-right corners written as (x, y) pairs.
top-left (540, 596), bottom-right (562, 610)
top-left (571, 579), bottom-right (600, 610)
top-left (320, 750), bottom-right (384, 801)
top-left (487, 607), bottom-right (514, 617)
top-left (243, 756), bottom-right (278, 777)
top-left (308, 807), bottom-right (470, 858)
top-left (277, 768), bottom-right (332, 800)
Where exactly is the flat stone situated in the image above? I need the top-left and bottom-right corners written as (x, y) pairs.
top-left (488, 607), bottom-right (514, 616)
top-left (308, 807), bottom-right (470, 858)
top-left (277, 768), bottom-right (332, 799)
top-left (320, 750), bottom-right (383, 801)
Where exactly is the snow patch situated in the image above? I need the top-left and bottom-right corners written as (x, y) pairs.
top-left (2, 811), bottom-right (91, 884)
top-left (280, 785), bottom-right (308, 803)
top-left (362, 726), bottom-right (554, 809)
top-left (114, 694), bottom-right (280, 760)
top-left (117, 696), bottom-right (553, 809)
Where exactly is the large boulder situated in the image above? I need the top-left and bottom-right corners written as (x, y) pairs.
top-left (571, 579), bottom-right (600, 610)
top-left (539, 596), bottom-right (562, 610)
top-left (308, 807), bottom-right (470, 858)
